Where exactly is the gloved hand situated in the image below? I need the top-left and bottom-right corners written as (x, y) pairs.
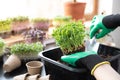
top-left (61, 51), bottom-right (110, 75)
top-left (90, 15), bottom-right (114, 39)
top-left (61, 51), bottom-right (97, 66)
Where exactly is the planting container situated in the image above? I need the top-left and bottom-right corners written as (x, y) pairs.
top-left (32, 21), bottom-right (49, 31)
top-left (39, 47), bottom-right (93, 80)
top-left (3, 54), bottom-right (21, 72)
top-left (11, 20), bottom-right (29, 34)
top-left (39, 44), bottom-right (120, 80)
top-left (26, 61), bottom-right (43, 75)
top-left (0, 57), bottom-right (42, 80)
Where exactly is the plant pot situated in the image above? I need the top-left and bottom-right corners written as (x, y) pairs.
top-left (26, 61), bottom-right (43, 75)
top-left (97, 44), bottom-right (120, 60)
top-left (33, 21), bottom-right (49, 31)
top-left (0, 31), bottom-right (11, 39)
top-left (11, 20), bottom-right (29, 35)
top-left (3, 54), bottom-right (21, 72)
top-left (64, 2), bottom-right (86, 21)
top-left (13, 73), bottom-right (30, 80)
top-left (0, 19), bottom-right (11, 34)
top-left (16, 53), bottom-right (39, 60)
top-left (39, 44), bottom-right (120, 80)
top-left (38, 75), bottom-right (50, 80)
top-left (39, 47), bottom-right (92, 80)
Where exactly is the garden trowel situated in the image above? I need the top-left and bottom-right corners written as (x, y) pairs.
top-left (85, 36), bottom-right (100, 52)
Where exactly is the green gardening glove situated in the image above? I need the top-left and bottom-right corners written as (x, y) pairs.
top-left (61, 51), bottom-right (97, 66)
top-left (61, 51), bottom-right (104, 72)
top-left (90, 15), bottom-right (114, 39)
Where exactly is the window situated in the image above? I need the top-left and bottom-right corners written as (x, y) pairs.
top-left (84, 0), bottom-right (98, 20)
top-left (0, 0), bottom-right (98, 20)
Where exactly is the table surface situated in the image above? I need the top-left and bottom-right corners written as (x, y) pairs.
top-left (0, 62), bottom-right (27, 80)
top-left (0, 57), bottom-right (27, 80)
top-left (0, 55), bottom-right (44, 80)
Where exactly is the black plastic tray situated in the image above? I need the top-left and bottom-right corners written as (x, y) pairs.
top-left (39, 44), bottom-right (120, 80)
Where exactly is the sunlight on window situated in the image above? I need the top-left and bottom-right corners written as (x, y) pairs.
top-left (0, 0), bottom-right (28, 19)
top-left (0, 0), bottom-right (95, 19)
top-left (28, 0), bottom-right (64, 19)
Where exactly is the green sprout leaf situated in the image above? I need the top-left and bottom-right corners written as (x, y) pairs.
top-left (52, 20), bottom-right (86, 54)
top-left (10, 42), bottom-right (43, 58)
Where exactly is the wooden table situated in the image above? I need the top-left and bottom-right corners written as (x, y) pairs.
top-left (4, 35), bottom-right (24, 46)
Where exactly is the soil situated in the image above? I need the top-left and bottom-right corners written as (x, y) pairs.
top-left (63, 45), bottom-right (85, 55)
top-left (57, 45), bottom-right (85, 66)
top-left (99, 54), bottom-right (112, 60)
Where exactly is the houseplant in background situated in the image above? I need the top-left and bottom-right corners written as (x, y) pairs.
top-left (10, 42), bottom-right (43, 59)
top-left (0, 38), bottom-right (5, 60)
top-left (64, 0), bottom-right (86, 21)
top-left (0, 38), bottom-right (5, 53)
top-left (3, 42), bottom-right (43, 72)
top-left (52, 16), bottom-right (72, 27)
top-left (0, 19), bottom-right (12, 38)
top-left (11, 16), bottom-right (29, 35)
top-left (31, 18), bottom-right (49, 31)
top-left (52, 20), bottom-right (86, 55)
top-left (22, 27), bottom-right (46, 44)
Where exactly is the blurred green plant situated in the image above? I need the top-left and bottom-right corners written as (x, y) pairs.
top-left (31, 18), bottom-right (49, 31)
top-left (11, 16), bottom-right (29, 22)
top-left (11, 42), bottom-right (43, 59)
top-left (53, 16), bottom-right (72, 27)
top-left (53, 16), bottom-right (72, 22)
top-left (31, 18), bottom-right (49, 22)
top-left (0, 38), bottom-right (5, 55)
top-left (0, 19), bottom-right (12, 32)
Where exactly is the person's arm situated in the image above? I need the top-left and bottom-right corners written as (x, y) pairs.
top-left (90, 14), bottom-right (120, 39)
top-left (94, 64), bottom-right (120, 80)
top-left (103, 14), bottom-right (120, 29)
top-left (61, 51), bottom-right (120, 80)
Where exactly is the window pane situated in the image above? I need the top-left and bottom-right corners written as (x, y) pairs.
top-left (0, 0), bottom-right (96, 19)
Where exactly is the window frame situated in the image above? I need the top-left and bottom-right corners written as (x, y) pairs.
top-left (84, 0), bottom-right (98, 21)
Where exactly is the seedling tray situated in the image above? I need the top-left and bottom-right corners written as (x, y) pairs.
top-left (39, 44), bottom-right (120, 80)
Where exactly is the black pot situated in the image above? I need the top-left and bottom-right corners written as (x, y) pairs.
top-left (39, 44), bottom-right (120, 80)
top-left (39, 47), bottom-right (94, 80)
